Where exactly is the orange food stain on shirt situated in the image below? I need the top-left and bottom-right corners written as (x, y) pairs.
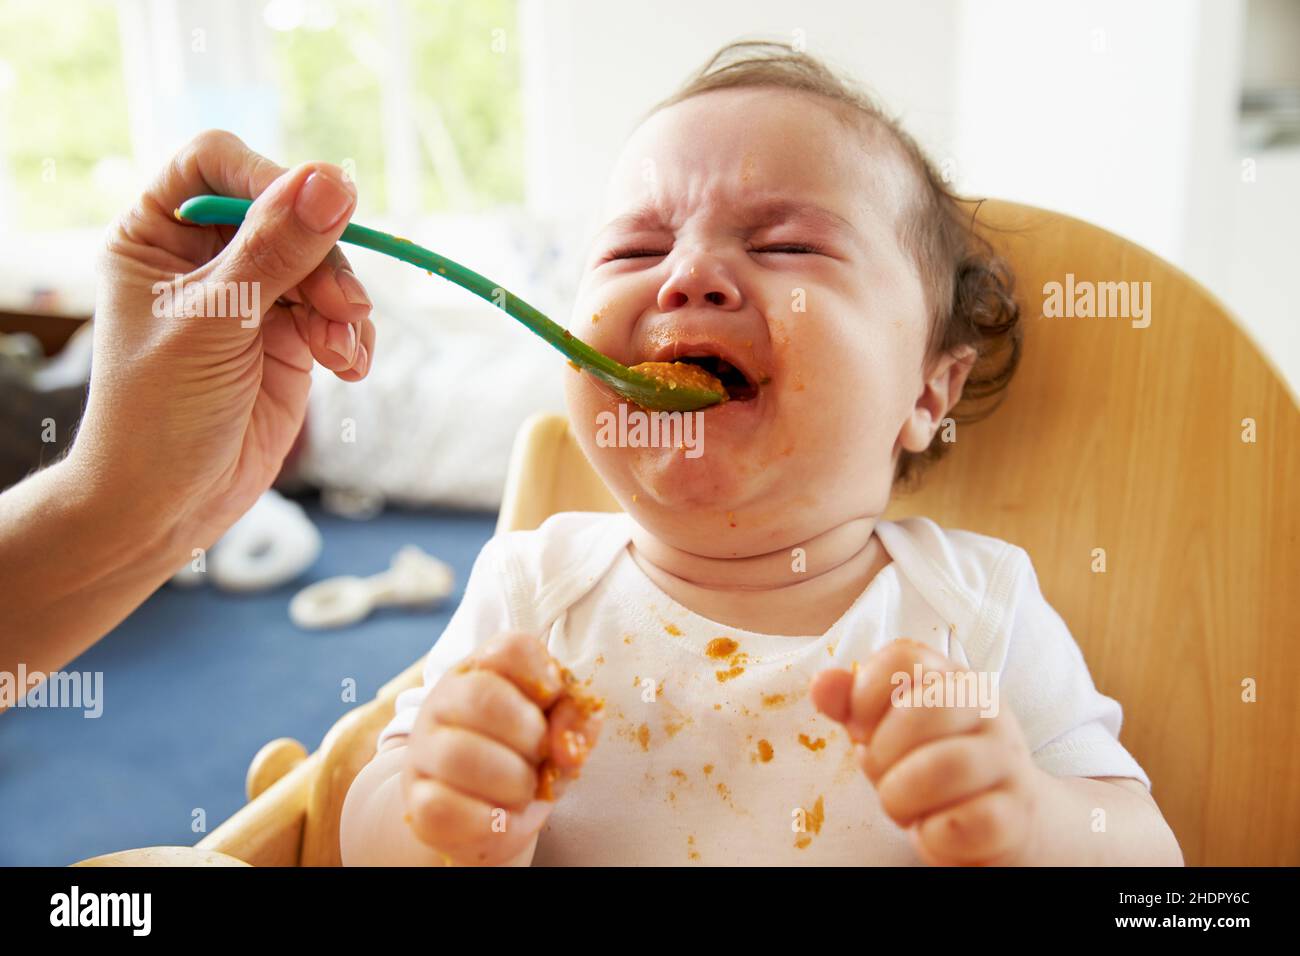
top-left (799, 734), bottom-right (827, 752)
top-left (703, 764), bottom-right (714, 776)
top-left (637, 723), bottom-right (650, 751)
top-left (808, 795), bottom-right (826, 834)
top-left (756, 739), bottom-right (774, 762)
top-left (705, 638), bottom-right (739, 658)
top-left (795, 836), bottom-right (812, 850)
top-left (708, 637), bottom-right (748, 682)
top-left (662, 695), bottom-right (691, 737)
top-left (665, 623), bottom-right (682, 636)
top-left (762, 694), bottom-right (788, 709)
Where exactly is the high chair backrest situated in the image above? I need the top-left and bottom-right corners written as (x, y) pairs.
top-left (488, 200), bottom-right (1300, 866)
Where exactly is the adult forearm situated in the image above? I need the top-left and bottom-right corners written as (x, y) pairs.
top-left (0, 454), bottom-right (184, 680)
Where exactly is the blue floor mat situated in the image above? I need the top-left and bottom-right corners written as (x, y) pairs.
top-left (0, 499), bottom-right (497, 866)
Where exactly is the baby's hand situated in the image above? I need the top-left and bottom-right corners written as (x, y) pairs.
top-left (810, 638), bottom-right (1047, 866)
top-left (401, 631), bottom-right (603, 865)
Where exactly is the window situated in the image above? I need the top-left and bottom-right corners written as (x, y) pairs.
top-left (0, 0), bottom-right (524, 234)
top-left (0, 1), bottom-right (134, 231)
top-left (269, 0), bottom-right (524, 217)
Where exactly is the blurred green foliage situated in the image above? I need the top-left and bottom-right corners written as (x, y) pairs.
top-left (0, 0), bottom-right (523, 231)
top-left (0, 1), bottom-right (133, 230)
top-left (271, 0), bottom-right (523, 215)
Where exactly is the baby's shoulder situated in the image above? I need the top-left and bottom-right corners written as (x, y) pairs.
top-left (878, 515), bottom-right (1032, 609)
top-left (483, 510), bottom-right (634, 610)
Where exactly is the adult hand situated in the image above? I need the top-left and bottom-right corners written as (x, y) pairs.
top-left (82, 128), bottom-right (376, 551)
top-left (1, 129), bottom-right (376, 678)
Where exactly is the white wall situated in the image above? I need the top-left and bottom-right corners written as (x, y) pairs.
top-left (953, 0), bottom-right (1297, 394)
top-left (953, 0), bottom-right (1200, 265)
top-left (519, 0), bottom-right (962, 275)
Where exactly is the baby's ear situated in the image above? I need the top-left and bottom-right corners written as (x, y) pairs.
top-left (898, 345), bottom-right (977, 453)
top-left (941, 344), bottom-right (978, 404)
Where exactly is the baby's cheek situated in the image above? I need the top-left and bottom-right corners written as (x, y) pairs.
top-left (563, 372), bottom-right (612, 447)
top-left (790, 353), bottom-right (903, 488)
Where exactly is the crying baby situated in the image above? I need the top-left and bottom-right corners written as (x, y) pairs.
top-left (339, 41), bottom-right (1182, 867)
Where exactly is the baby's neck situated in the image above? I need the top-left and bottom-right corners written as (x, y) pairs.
top-left (628, 517), bottom-right (891, 637)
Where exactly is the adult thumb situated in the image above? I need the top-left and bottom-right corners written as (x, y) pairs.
top-left (204, 162), bottom-right (357, 317)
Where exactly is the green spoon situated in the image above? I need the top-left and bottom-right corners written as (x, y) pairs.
top-left (175, 195), bottom-right (726, 412)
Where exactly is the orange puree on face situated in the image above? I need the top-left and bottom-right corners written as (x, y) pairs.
top-left (628, 361), bottom-right (728, 399)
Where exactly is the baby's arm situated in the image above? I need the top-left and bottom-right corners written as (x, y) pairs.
top-left (341, 739), bottom-right (539, 866)
top-left (1020, 773), bottom-right (1181, 866)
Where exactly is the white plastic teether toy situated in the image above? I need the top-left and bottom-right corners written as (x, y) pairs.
top-left (289, 545), bottom-right (454, 630)
top-left (171, 489), bottom-right (321, 592)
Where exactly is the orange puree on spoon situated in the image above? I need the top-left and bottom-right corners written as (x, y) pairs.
top-left (627, 361), bottom-right (729, 403)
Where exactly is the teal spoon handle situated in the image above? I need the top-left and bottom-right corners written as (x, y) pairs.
top-left (174, 195), bottom-right (724, 412)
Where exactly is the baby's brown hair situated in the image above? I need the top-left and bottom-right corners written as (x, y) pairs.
top-left (650, 41), bottom-right (1022, 490)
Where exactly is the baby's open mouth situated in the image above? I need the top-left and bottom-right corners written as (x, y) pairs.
top-left (676, 355), bottom-right (759, 402)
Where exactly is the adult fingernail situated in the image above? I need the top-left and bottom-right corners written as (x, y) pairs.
top-left (295, 170), bottom-right (355, 234)
top-left (326, 321), bottom-right (358, 364)
top-left (336, 267), bottom-right (371, 308)
top-left (354, 342), bottom-right (370, 376)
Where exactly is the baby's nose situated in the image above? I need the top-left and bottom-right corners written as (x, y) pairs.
top-left (658, 256), bottom-right (742, 312)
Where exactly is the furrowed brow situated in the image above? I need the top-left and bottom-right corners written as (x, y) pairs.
top-left (601, 201), bottom-right (672, 235)
top-left (743, 198), bottom-right (854, 233)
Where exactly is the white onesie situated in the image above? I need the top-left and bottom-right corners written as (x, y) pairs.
top-left (379, 511), bottom-right (1149, 866)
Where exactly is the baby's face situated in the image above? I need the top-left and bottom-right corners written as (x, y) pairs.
top-left (565, 88), bottom-right (939, 556)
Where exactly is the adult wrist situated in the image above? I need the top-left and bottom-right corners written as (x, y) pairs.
top-left (52, 448), bottom-right (187, 583)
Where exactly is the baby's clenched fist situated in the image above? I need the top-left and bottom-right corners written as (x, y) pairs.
top-left (811, 638), bottom-right (1048, 866)
top-left (401, 631), bottom-right (603, 865)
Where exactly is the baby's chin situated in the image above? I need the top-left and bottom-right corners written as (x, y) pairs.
top-left (623, 442), bottom-right (776, 510)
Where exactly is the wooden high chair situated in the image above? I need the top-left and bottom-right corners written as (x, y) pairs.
top-left (81, 200), bottom-right (1299, 867)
